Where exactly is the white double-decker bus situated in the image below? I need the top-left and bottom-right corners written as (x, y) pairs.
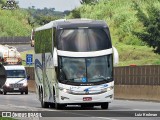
top-left (33, 19), bottom-right (118, 109)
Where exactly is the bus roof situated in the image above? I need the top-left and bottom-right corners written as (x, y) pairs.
top-left (35, 19), bottom-right (109, 31)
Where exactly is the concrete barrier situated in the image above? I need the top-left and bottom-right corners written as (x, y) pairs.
top-left (28, 80), bottom-right (36, 92)
top-left (27, 80), bottom-right (160, 102)
top-left (114, 85), bottom-right (160, 102)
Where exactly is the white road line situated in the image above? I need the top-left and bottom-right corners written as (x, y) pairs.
top-left (91, 117), bottom-right (119, 120)
top-left (132, 109), bottom-right (145, 111)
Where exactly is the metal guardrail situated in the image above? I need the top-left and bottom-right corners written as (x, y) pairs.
top-left (0, 37), bottom-right (30, 44)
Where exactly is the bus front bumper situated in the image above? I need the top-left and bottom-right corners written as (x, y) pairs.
top-left (57, 89), bottom-right (114, 104)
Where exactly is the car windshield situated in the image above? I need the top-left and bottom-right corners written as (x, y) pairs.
top-left (6, 70), bottom-right (26, 78)
top-left (58, 55), bottom-right (113, 84)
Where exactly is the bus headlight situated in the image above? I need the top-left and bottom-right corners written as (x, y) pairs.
top-left (59, 87), bottom-right (71, 93)
top-left (101, 86), bottom-right (114, 92)
top-left (5, 83), bottom-right (10, 87)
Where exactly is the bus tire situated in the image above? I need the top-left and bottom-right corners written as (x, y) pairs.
top-left (25, 91), bottom-right (28, 94)
top-left (40, 90), bottom-right (49, 108)
top-left (101, 102), bottom-right (109, 109)
top-left (3, 91), bottom-right (7, 95)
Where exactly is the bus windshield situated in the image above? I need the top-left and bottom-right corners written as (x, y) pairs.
top-left (57, 28), bottom-right (111, 52)
top-left (58, 55), bottom-right (113, 85)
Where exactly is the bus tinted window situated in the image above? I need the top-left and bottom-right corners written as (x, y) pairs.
top-left (35, 29), bottom-right (52, 53)
top-left (58, 28), bottom-right (111, 52)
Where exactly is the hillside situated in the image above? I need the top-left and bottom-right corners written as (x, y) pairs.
top-left (68, 0), bottom-right (160, 66)
top-left (1, 0), bottom-right (160, 66)
top-left (0, 1), bottom-right (66, 36)
top-left (0, 2), bottom-right (32, 37)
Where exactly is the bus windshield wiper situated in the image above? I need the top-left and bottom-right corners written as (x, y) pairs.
top-left (62, 78), bottom-right (75, 83)
top-left (104, 77), bottom-right (113, 82)
top-left (91, 76), bottom-right (112, 82)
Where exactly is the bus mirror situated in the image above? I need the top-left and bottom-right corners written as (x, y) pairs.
top-left (30, 40), bottom-right (34, 47)
top-left (53, 48), bottom-right (58, 67)
top-left (113, 46), bottom-right (119, 66)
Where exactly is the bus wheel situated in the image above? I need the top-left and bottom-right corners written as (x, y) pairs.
top-left (40, 90), bottom-right (49, 108)
top-left (101, 102), bottom-right (109, 109)
top-left (0, 91), bottom-right (3, 94)
top-left (3, 91), bottom-right (7, 95)
top-left (25, 91), bottom-right (28, 95)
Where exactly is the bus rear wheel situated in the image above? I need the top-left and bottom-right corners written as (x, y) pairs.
top-left (25, 91), bottom-right (28, 94)
top-left (40, 90), bottom-right (49, 108)
top-left (3, 91), bottom-right (7, 95)
top-left (101, 102), bottom-right (109, 109)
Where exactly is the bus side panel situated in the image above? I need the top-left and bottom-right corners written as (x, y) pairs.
top-left (42, 28), bottom-right (55, 103)
top-left (43, 53), bottom-right (55, 102)
top-left (34, 53), bottom-right (43, 100)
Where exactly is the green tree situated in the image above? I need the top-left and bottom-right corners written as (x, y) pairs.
top-left (0, 0), bottom-right (5, 4)
top-left (133, 1), bottom-right (160, 54)
top-left (80, 0), bottom-right (99, 5)
top-left (70, 9), bottom-right (81, 18)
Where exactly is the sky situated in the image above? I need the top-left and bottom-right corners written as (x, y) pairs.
top-left (17, 0), bottom-right (81, 11)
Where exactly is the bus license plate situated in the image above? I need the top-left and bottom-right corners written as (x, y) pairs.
top-left (83, 97), bottom-right (92, 101)
top-left (14, 88), bottom-right (19, 90)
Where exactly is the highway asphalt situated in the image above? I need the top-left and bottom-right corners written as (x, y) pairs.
top-left (12, 44), bottom-right (34, 52)
top-left (0, 92), bottom-right (160, 120)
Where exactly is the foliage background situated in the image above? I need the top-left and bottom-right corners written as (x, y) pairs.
top-left (68, 0), bottom-right (160, 66)
top-left (0, 0), bottom-right (160, 66)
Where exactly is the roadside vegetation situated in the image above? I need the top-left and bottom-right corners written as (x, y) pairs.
top-left (26, 7), bottom-right (65, 27)
top-left (69, 0), bottom-right (160, 66)
top-left (0, 117), bottom-right (15, 120)
top-left (0, 0), bottom-right (160, 66)
top-left (20, 50), bottom-right (34, 66)
top-left (0, 1), bottom-right (32, 36)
